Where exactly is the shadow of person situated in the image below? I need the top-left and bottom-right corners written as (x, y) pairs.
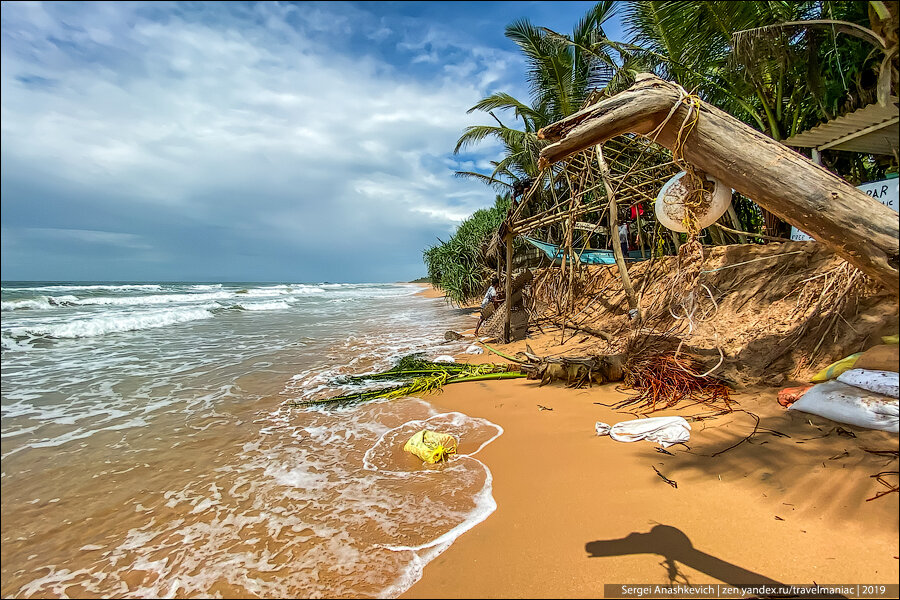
top-left (585, 524), bottom-right (784, 587)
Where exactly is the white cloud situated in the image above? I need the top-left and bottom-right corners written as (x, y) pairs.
top-left (0, 1), bottom-right (524, 280)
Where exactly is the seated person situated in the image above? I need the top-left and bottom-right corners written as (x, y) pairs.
top-left (474, 276), bottom-right (505, 336)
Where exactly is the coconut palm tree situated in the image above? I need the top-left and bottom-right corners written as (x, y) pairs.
top-left (454, 1), bottom-right (621, 191)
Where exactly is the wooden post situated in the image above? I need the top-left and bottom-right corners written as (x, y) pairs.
top-left (504, 231), bottom-right (513, 343)
top-left (597, 145), bottom-right (641, 318)
top-left (635, 210), bottom-right (646, 258)
top-left (538, 74), bottom-right (900, 293)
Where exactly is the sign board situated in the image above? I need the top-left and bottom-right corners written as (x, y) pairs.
top-left (790, 177), bottom-right (899, 241)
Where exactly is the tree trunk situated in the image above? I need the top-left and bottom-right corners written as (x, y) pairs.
top-left (538, 74), bottom-right (900, 293)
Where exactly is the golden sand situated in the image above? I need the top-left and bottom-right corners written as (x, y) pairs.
top-left (402, 329), bottom-right (899, 597)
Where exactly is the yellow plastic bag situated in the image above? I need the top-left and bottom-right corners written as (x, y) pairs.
top-left (403, 429), bottom-right (457, 464)
top-left (810, 352), bottom-right (863, 383)
top-left (882, 334), bottom-right (899, 345)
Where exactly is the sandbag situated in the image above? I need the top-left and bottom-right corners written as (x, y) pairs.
top-left (837, 369), bottom-right (899, 398)
top-left (810, 352), bottom-right (863, 383)
top-left (595, 416), bottom-right (691, 448)
top-left (788, 380), bottom-right (899, 433)
top-left (854, 344), bottom-right (899, 372)
top-left (403, 429), bottom-right (457, 464)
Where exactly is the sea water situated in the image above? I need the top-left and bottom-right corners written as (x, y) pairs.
top-left (1, 282), bottom-right (499, 598)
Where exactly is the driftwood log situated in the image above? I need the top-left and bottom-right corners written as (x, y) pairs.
top-left (538, 74), bottom-right (900, 294)
top-left (520, 353), bottom-right (626, 387)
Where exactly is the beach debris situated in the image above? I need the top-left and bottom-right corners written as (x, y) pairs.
top-left (525, 354), bottom-right (625, 388)
top-left (836, 369), bottom-right (898, 398)
top-left (595, 417), bottom-right (691, 448)
top-left (778, 385), bottom-right (812, 407)
top-left (690, 409), bottom-right (760, 457)
top-left (775, 516), bottom-right (785, 521)
top-left (655, 447), bottom-right (675, 456)
top-left (537, 404), bottom-right (553, 411)
top-left (655, 170), bottom-right (732, 233)
top-left (464, 345), bottom-right (484, 355)
top-left (289, 355), bottom-right (525, 407)
top-left (433, 355), bottom-right (456, 363)
top-left (867, 470), bottom-right (899, 501)
top-left (404, 429), bottom-right (457, 464)
top-left (810, 352), bottom-right (865, 383)
top-left (444, 330), bottom-right (464, 341)
top-left (861, 448), bottom-right (899, 460)
top-left (788, 381), bottom-right (899, 433)
top-left (652, 466), bottom-right (678, 489)
top-left (619, 350), bottom-right (732, 414)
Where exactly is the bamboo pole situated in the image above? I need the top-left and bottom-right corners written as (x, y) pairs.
top-left (636, 209), bottom-right (646, 258)
top-left (596, 145), bottom-right (641, 318)
top-left (504, 231), bottom-right (513, 343)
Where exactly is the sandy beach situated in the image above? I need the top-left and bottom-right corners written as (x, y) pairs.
top-left (401, 331), bottom-right (899, 597)
top-left (412, 283), bottom-right (446, 299)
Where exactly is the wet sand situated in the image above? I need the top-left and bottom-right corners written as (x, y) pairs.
top-left (403, 362), bottom-right (899, 597)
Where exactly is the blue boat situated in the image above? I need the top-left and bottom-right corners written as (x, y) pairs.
top-left (523, 236), bottom-right (617, 265)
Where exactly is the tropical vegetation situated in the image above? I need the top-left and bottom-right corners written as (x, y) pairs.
top-left (424, 0), bottom-right (898, 299)
top-left (423, 194), bottom-right (510, 305)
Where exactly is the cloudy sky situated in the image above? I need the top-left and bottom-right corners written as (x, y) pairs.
top-left (1, 1), bottom-right (622, 282)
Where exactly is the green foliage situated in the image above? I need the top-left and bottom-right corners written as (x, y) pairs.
top-left (291, 355), bottom-right (524, 407)
top-left (423, 195), bottom-right (510, 305)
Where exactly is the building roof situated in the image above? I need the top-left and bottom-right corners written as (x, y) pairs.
top-left (784, 98), bottom-right (899, 155)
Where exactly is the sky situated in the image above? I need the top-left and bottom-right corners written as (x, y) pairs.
top-left (1, 1), bottom-right (625, 283)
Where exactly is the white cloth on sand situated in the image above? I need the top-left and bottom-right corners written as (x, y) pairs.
top-left (595, 416), bottom-right (691, 448)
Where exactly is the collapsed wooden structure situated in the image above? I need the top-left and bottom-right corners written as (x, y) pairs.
top-left (489, 73), bottom-right (900, 343)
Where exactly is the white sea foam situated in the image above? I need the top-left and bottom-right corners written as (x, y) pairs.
top-left (7, 307), bottom-right (214, 341)
top-left (2, 281), bottom-right (483, 598)
top-left (4, 284), bottom-right (163, 292)
top-left (50, 291), bottom-right (234, 307)
top-left (235, 300), bottom-right (291, 311)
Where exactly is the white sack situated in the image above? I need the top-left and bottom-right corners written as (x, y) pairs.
top-left (789, 380), bottom-right (899, 433)
top-left (464, 345), bottom-right (484, 355)
top-left (595, 416), bottom-right (691, 448)
top-left (837, 368), bottom-right (899, 398)
top-left (433, 355), bottom-right (456, 364)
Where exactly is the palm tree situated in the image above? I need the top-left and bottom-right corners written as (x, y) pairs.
top-left (454, 1), bottom-right (621, 192)
top-left (619, 1), bottom-right (892, 234)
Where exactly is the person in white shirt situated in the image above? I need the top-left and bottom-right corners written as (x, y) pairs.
top-left (618, 222), bottom-right (629, 251)
top-left (475, 276), bottom-right (503, 335)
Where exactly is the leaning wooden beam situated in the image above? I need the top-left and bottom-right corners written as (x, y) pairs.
top-left (538, 74), bottom-right (900, 293)
top-left (504, 231), bottom-right (513, 343)
top-left (597, 145), bottom-right (641, 317)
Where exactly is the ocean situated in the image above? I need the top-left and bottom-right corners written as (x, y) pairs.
top-left (0, 281), bottom-right (500, 598)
